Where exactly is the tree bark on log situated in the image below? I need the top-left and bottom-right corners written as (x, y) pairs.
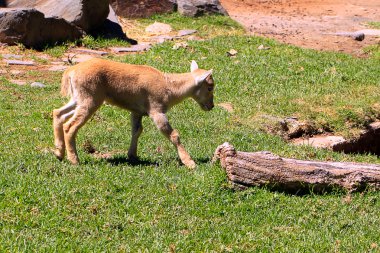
top-left (213, 143), bottom-right (380, 193)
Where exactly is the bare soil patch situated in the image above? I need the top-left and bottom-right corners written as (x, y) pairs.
top-left (221, 0), bottom-right (380, 55)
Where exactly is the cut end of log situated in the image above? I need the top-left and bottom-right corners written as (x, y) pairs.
top-left (212, 142), bottom-right (235, 162)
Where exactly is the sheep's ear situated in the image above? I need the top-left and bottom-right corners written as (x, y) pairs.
top-left (191, 60), bottom-right (198, 72)
top-left (196, 69), bottom-right (213, 84)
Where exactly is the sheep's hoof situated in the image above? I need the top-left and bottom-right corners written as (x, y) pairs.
top-left (184, 160), bottom-right (196, 170)
top-left (53, 149), bottom-right (64, 161)
top-left (128, 154), bottom-right (139, 162)
top-left (67, 156), bottom-right (79, 165)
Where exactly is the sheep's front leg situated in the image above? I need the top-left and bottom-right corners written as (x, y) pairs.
top-left (127, 113), bottom-right (143, 160)
top-left (150, 112), bottom-right (196, 169)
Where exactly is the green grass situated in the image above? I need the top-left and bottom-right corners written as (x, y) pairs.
top-left (367, 21), bottom-right (380, 29)
top-left (42, 12), bottom-right (244, 58)
top-left (79, 35), bottom-right (131, 50)
top-left (43, 44), bottom-right (71, 58)
top-left (1, 18), bottom-right (380, 251)
top-left (117, 36), bottom-right (380, 138)
top-left (138, 12), bottom-right (245, 38)
top-left (364, 43), bottom-right (380, 60)
top-left (42, 36), bottom-right (132, 58)
top-left (363, 21), bottom-right (380, 59)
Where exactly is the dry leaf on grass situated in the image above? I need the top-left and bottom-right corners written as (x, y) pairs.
top-left (227, 49), bottom-right (238, 57)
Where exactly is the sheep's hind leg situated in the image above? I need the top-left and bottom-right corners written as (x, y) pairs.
top-left (53, 100), bottom-right (77, 160)
top-left (63, 103), bottom-right (101, 165)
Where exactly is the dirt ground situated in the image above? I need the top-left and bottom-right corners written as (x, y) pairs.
top-left (221, 0), bottom-right (380, 55)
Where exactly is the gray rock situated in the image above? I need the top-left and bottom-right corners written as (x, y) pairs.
top-left (7, 0), bottom-right (109, 32)
top-left (0, 8), bottom-right (82, 48)
top-left (5, 59), bottom-right (34, 66)
top-left (331, 31), bottom-right (365, 41)
top-left (110, 0), bottom-right (175, 18)
top-left (107, 4), bottom-right (119, 24)
top-left (355, 29), bottom-right (380, 36)
top-left (2, 54), bottom-right (22, 59)
top-left (177, 0), bottom-right (227, 17)
top-left (90, 5), bottom-right (136, 43)
top-left (352, 32), bottom-right (365, 41)
top-left (110, 44), bottom-right (151, 53)
top-left (177, 29), bottom-right (197, 37)
top-left (30, 81), bottom-right (45, 88)
top-left (72, 48), bottom-right (108, 56)
top-left (152, 35), bottom-right (174, 44)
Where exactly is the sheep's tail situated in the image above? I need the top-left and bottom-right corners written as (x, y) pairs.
top-left (60, 69), bottom-right (72, 97)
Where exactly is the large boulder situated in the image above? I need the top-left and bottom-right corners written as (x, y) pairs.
top-left (90, 5), bottom-right (137, 45)
top-left (0, 8), bottom-right (82, 48)
top-left (7, 0), bottom-right (109, 32)
top-left (110, 0), bottom-right (175, 18)
top-left (177, 0), bottom-right (227, 17)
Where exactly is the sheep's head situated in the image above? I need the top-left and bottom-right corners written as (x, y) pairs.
top-left (191, 60), bottom-right (214, 111)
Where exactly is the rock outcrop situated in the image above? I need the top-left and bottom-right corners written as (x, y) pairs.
top-left (110, 0), bottom-right (175, 18)
top-left (177, 0), bottom-right (227, 17)
top-left (0, 8), bottom-right (82, 48)
top-left (90, 5), bottom-right (137, 44)
top-left (110, 0), bottom-right (227, 18)
top-left (7, 0), bottom-right (109, 32)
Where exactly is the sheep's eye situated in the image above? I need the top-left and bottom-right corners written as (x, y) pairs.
top-left (208, 86), bottom-right (213, 91)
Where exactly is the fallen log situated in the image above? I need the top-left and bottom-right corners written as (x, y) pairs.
top-left (213, 143), bottom-right (380, 193)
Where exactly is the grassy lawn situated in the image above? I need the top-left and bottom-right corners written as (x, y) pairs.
top-left (367, 21), bottom-right (380, 29)
top-left (136, 12), bottom-right (245, 38)
top-left (1, 14), bottom-right (380, 252)
top-left (364, 21), bottom-right (380, 59)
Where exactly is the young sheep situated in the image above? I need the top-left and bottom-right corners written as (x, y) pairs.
top-left (53, 59), bottom-right (214, 168)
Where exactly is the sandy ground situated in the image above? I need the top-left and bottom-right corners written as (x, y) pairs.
top-left (221, 0), bottom-right (380, 55)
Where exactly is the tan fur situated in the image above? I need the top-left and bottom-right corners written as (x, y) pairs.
top-left (53, 58), bottom-right (215, 168)
top-left (60, 72), bottom-right (71, 97)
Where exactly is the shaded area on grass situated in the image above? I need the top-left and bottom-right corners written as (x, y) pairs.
top-left (104, 155), bottom-right (159, 167)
